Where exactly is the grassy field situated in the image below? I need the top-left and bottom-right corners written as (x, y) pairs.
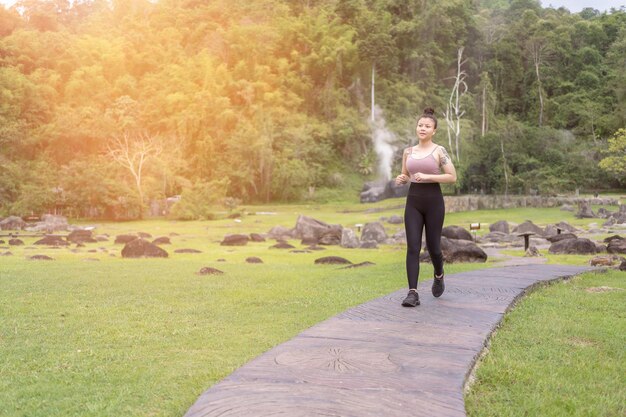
top-left (0, 198), bottom-right (624, 416)
top-left (465, 269), bottom-right (626, 417)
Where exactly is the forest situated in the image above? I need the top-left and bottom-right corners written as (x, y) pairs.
top-left (1, 0), bottom-right (625, 219)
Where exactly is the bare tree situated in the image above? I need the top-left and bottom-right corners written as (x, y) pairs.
top-left (528, 38), bottom-right (547, 127)
top-left (107, 132), bottom-right (162, 217)
top-left (444, 47), bottom-right (468, 162)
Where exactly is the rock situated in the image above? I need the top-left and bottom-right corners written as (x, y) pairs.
top-left (27, 215), bottom-right (69, 232)
top-left (589, 255), bottom-right (621, 267)
top-left (442, 225), bottom-right (473, 241)
top-left (604, 235), bottom-right (623, 243)
top-left (306, 245), bottom-right (326, 251)
top-left (1, 251), bottom-right (12, 256)
top-left (489, 220), bottom-right (510, 234)
top-left (34, 236), bottom-right (69, 246)
top-left (548, 238), bottom-right (597, 255)
top-left (480, 231), bottom-right (517, 244)
top-left (83, 258), bottom-right (100, 262)
top-left (137, 232), bottom-right (152, 238)
top-left (546, 233), bottom-right (577, 243)
top-left (115, 234), bottom-right (138, 244)
top-left (597, 207), bottom-right (611, 218)
top-left (29, 254), bottom-right (54, 260)
top-left (0, 240), bottom-right (3, 244)
top-left (555, 221), bottom-right (579, 233)
top-left (318, 229), bottom-right (342, 245)
top-left (620, 259), bottom-right (626, 271)
top-left (340, 228), bottom-right (360, 249)
top-left (67, 230), bottom-right (97, 244)
top-left (174, 249), bottom-right (202, 253)
top-left (9, 239), bottom-right (24, 246)
top-left (607, 238), bottom-right (626, 254)
top-left (387, 215), bottom-right (403, 224)
top-left (95, 235), bottom-right (109, 242)
top-left (361, 222), bottom-right (388, 243)
top-left (360, 180), bottom-right (409, 203)
top-left (270, 242), bottom-right (296, 249)
top-left (421, 236), bottom-right (487, 263)
top-left (294, 215), bottom-right (343, 243)
top-left (340, 261), bottom-right (376, 269)
top-left (359, 240), bottom-right (379, 249)
top-left (246, 257), bottom-right (263, 263)
top-left (603, 217), bottom-right (617, 227)
top-left (290, 250), bottom-right (311, 253)
top-left (512, 220), bottom-right (544, 236)
top-left (217, 258), bottom-right (226, 262)
top-left (0, 216), bottom-right (27, 230)
top-left (197, 267), bottom-right (224, 275)
top-left (152, 236), bottom-right (171, 245)
top-left (524, 245), bottom-right (542, 257)
top-left (220, 234), bottom-right (249, 246)
top-left (300, 237), bottom-right (318, 245)
top-left (576, 201), bottom-right (596, 218)
top-left (595, 244), bottom-right (607, 253)
top-left (249, 233), bottom-right (266, 242)
top-left (314, 256), bottom-right (352, 265)
top-left (267, 225), bottom-right (295, 239)
top-left (560, 204), bottom-right (574, 211)
top-left (121, 239), bottom-right (168, 258)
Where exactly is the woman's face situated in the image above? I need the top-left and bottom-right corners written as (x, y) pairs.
top-left (416, 117), bottom-right (436, 141)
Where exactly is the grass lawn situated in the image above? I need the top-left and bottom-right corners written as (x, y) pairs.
top-left (0, 199), bottom-right (623, 416)
top-left (465, 270), bottom-right (626, 417)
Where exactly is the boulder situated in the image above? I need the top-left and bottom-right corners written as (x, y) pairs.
top-left (314, 256), bottom-right (352, 265)
top-left (174, 248), bottom-right (202, 253)
top-left (442, 225), bottom-right (473, 241)
top-left (340, 261), bottom-right (376, 269)
top-left (29, 254), bottom-right (54, 260)
top-left (300, 237), bottom-right (318, 245)
top-left (249, 233), bottom-right (266, 242)
top-left (267, 225), bottom-right (295, 239)
top-left (115, 234), bottom-right (138, 244)
top-left (589, 255), bottom-right (622, 267)
top-left (360, 180), bottom-right (409, 203)
top-left (560, 204), bottom-right (574, 212)
top-left (294, 215), bottom-right (343, 243)
top-left (512, 220), bottom-right (544, 236)
top-left (575, 201), bottom-right (596, 218)
top-left (607, 238), bottom-right (626, 254)
top-left (361, 222), bottom-right (388, 243)
top-left (67, 230), bottom-right (97, 244)
top-left (137, 232), bottom-right (152, 238)
top-left (546, 233), bottom-right (577, 243)
top-left (246, 257), bottom-right (263, 264)
top-left (555, 221), bottom-right (579, 233)
top-left (524, 245), bottom-right (542, 257)
top-left (420, 236), bottom-right (487, 263)
top-left (387, 215), bottom-right (403, 224)
top-left (1, 251), bottom-right (13, 256)
top-left (306, 245), bottom-right (326, 251)
top-left (340, 228), bottom-right (360, 249)
top-left (620, 259), bottom-right (626, 271)
top-left (489, 220), bottom-right (510, 234)
top-left (152, 236), bottom-right (171, 245)
top-left (359, 240), bottom-right (378, 249)
top-left (318, 229), bottom-right (342, 245)
top-left (0, 216), bottom-right (26, 230)
top-left (9, 239), bottom-right (24, 246)
top-left (604, 235), bottom-right (623, 243)
top-left (28, 214), bottom-right (69, 232)
top-left (548, 238), bottom-right (597, 255)
top-left (121, 239), bottom-right (168, 258)
top-left (220, 234), bottom-right (249, 246)
top-left (34, 236), bottom-right (69, 246)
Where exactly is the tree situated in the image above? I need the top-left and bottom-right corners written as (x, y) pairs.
top-left (443, 47), bottom-right (468, 162)
top-left (599, 128), bottom-right (626, 185)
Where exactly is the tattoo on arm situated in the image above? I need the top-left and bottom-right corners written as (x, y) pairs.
top-left (439, 147), bottom-right (450, 166)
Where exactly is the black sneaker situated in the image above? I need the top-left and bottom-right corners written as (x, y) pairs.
top-left (401, 290), bottom-right (420, 307)
top-left (432, 274), bottom-right (445, 298)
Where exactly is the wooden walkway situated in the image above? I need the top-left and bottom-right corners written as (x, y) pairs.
top-left (184, 264), bottom-right (594, 417)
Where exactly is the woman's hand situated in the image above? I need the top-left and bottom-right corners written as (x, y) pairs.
top-left (414, 172), bottom-right (430, 182)
top-left (395, 174), bottom-right (409, 185)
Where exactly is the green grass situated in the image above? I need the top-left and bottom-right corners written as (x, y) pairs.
top-left (0, 200), bottom-right (622, 416)
top-left (465, 270), bottom-right (626, 417)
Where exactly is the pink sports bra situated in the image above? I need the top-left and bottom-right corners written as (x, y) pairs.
top-left (406, 146), bottom-right (441, 183)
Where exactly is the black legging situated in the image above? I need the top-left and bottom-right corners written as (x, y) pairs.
top-left (404, 182), bottom-right (445, 289)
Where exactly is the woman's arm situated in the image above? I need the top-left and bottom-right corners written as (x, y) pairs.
top-left (395, 148), bottom-right (411, 185)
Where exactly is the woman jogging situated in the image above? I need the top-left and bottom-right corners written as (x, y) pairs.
top-left (395, 108), bottom-right (457, 307)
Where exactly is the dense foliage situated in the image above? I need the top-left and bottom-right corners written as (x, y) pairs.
top-left (1, 0), bottom-right (624, 218)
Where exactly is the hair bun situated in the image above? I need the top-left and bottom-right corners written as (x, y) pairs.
top-left (423, 107), bottom-right (435, 116)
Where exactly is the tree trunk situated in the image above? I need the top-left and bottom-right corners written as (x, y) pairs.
top-left (371, 64), bottom-right (375, 122)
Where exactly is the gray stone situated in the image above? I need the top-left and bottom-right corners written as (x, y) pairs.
top-left (221, 234), bottom-right (249, 246)
top-left (607, 238), bottom-right (626, 254)
top-left (271, 242), bottom-right (296, 249)
top-left (121, 239), bottom-right (168, 258)
top-left (267, 225), bottom-right (295, 239)
top-left (442, 225), bottom-right (473, 241)
top-left (340, 228), bottom-right (360, 249)
top-left (548, 238), bottom-right (597, 255)
top-left (68, 230), bottom-right (97, 244)
top-left (294, 215), bottom-right (342, 243)
top-left (314, 256), bottom-right (351, 265)
top-left (34, 236), bottom-right (69, 246)
top-left (361, 222), bottom-right (387, 243)
top-left (546, 233), bottom-right (577, 243)
top-left (318, 229), bottom-right (342, 245)
top-left (115, 234), bottom-right (138, 244)
top-left (246, 257), bottom-right (263, 264)
top-left (524, 245), bottom-right (542, 257)
top-left (174, 249), bottom-right (203, 253)
top-left (489, 220), bottom-right (510, 234)
top-left (512, 220), bottom-right (544, 236)
top-left (359, 240), bottom-right (379, 249)
top-left (421, 236), bottom-right (487, 263)
top-left (198, 267), bottom-right (224, 275)
top-left (29, 254), bottom-right (54, 260)
top-left (576, 201), bottom-right (596, 218)
top-left (560, 204), bottom-right (574, 212)
top-left (152, 236), bottom-right (171, 245)
top-left (249, 233), bottom-right (266, 242)
top-left (9, 239), bottom-right (24, 246)
top-left (0, 216), bottom-right (26, 230)
top-left (387, 215), bottom-right (403, 224)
